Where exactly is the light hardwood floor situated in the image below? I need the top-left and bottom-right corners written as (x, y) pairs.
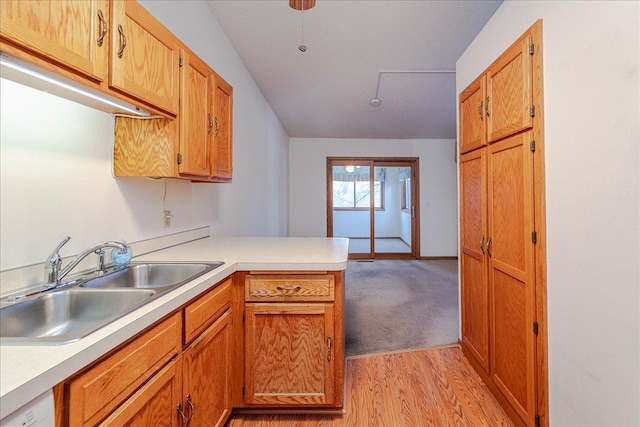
top-left (226, 345), bottom-right (513, 426)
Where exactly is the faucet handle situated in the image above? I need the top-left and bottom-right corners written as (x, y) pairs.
top-left (44, 236), bottom-right (70, 286)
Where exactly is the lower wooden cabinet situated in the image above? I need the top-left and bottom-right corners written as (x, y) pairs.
top-left (244, 303), bottom-right (335, 405)
top-left (54, 279), bottom-right (233, 427)
top-left (183, 309), bottom-right (232, 426)
top-left (241, 272), bottom-right (344, 409)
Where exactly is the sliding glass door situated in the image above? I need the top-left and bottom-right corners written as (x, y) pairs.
top-left (328, 158), bottom-right (418, 259)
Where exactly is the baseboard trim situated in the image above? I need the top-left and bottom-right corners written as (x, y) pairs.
top-left (418, 256), bottom-right (458, 260)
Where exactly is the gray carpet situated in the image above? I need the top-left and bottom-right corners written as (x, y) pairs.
top-left (345, 259), bottom-right (459, 356)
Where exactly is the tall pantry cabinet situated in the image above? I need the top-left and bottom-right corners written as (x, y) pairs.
top-left (459, 20), bottom-right (547, 427)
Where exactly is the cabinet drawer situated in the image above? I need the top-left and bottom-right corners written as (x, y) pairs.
top-left (245, 274), bottom-right (335, 302)
top-left (184, 277), bottom-right (232, 344)
top-left (67, 313), bottom-right (182, 427)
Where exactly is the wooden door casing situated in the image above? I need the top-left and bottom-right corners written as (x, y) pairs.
top-left (488, 130), bottom-right (536, 425)
top-left (460, 148), bottom-right (489, 373)
top-left (245, 303), bottom-right (335, 406)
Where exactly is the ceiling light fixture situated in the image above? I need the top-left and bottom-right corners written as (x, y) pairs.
top-left (290, 0), bottom-right (315, 52)
top-left (369, 69), bottom-right (456, 107)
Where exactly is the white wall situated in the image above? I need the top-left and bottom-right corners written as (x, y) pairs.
top-left (289, 138), bottom-right (458, 257)
top-left (456, 1), bottom-right (640, 426)
top-left (0, 0), bottom-right (290, 272)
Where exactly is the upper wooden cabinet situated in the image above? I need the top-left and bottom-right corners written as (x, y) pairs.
top-left (459, 35), bottom-right (534, 154)
top-left (110, 0), bottom-right (180, 117)
top-left (211, 72), bottom-right (233, 181)
top-left (0, 0), bottom-right (109, 83)
top-left (113, 51), bottom-right (234, 183)
top-left (459, 75), bottom-right (487, 154)
top-left (179, 49), bottom-right (213, 177)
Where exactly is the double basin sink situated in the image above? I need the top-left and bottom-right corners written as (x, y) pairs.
top-left (0, 262), bottom-right (223, 345)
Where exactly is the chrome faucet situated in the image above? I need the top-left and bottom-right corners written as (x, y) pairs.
top-left (43, 237), bottom-right (131, 289)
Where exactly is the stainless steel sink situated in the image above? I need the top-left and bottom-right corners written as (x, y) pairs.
top-left (0, 261), bottom-right (224, 345)
top-left (0, 289), bottom-right (155, 344)
top-left (80, 262), bottom-right (222, 289)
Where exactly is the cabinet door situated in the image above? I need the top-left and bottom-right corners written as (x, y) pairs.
top-left (0, 0), bottom-right (108, 83)
top-left (459, 148), bottom-right (489, 373)
top-left (210, 73), bottom-right (233, 180)
top-left (178, 49), bottom-right (211, 177)
top-left (245, 303), bottom-right (335, 406)
top-left (488, 131), bottom-right (536, 425)
top-left (183, 310), bottom-right (233, 427)
top-left (99, 357), bottom-right (183, 427)
top-left (487, 36), bottom-right (533, 143)
top-left (459, 75), bottom-right (487, 154)
top-left (110, 0), bottom-right (179, 116)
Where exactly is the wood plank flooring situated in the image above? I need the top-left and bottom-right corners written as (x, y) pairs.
top-left (226, 345), bottom-right (513, 426)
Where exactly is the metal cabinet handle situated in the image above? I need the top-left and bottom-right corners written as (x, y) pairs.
top-left (327, 336), bottom-right (332, 361)
top-left (97, 9), bottom-right (107, 47)
top-left (117, 24), bottom-right (127, 58)
top-left (275, 285), bottom-right (302, 294)
top-left (214, 117), bottom-right (220, 137)
top-left (478, 101), bottom-right (484, 121)
top-left (207, 114), bottom-right (213, 135)
top-left (177, 403), bottom-right (187, 426)
top-left (186, 394), bottom-right (195, 425)
top-left (480, 235), bottom-right (485, 254)
top-left (486, 236), bottom-right (492, 258)
top-left (485, 96), bottom-right (490, 117)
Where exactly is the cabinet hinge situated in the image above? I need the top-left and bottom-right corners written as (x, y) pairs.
top-left (533, 321), bottom-right (539, 335)
top-left (177, 153), bottom-right (182, 165)
top-left (179, 56), bottom-right (183, 67)
top-left (532, 231), bottom-right (537, 244)
top-left (530, 105), bottom-right (535, 117)
top-left (530, 140), bottom-right (536, 152)
top-left (535, 413), bottom-right (541, 426)
top-left (529, 43), bottom-right (535, 55)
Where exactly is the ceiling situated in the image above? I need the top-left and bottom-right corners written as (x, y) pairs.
top-left (206, 1), bottom-right (502, 139)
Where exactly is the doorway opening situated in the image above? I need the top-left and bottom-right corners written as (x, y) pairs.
top-left (327, 157), bottom-right (419, 259)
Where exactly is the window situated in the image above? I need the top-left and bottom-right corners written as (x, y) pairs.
top-left (333, 179), bottom-right (384, 210)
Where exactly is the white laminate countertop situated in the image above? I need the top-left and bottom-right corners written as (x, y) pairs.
top-left (0, 236), bottom-right (349, 419)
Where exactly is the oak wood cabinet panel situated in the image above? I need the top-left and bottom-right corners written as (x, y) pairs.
top-left (98, 357), bottom-right (183, 427)
top-left (178, 48), bottom-right (213, 177)
top-left (183, 309), bottom-right (233, 427)
top-left (109, 0), bottom-right (180, 116)
top-left (65, 313), bottom-right (182, 426)
top-left (459, 20), bottom-right (545, 427)
top-left (459, 148), bottom-right (489, 373)
top-left (459, 75), bottom-right (487, 154)
top-left (210, 72), bottom-right (233, 181)
top-left (56, 278), bottom-right (234, 427)
top-left (112, 48), bottom-right (234, 182)
top-left (488, 131), bottom-right (536, 423)
top-left (0, 0), bottom-right (109, 83)
top-left (241, 271), bottom-right (344, 409)
top-left (244, 303), bottom-right (335, 406)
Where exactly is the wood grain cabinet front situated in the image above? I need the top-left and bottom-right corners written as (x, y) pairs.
top-left (459, 20), bottom-right (544, 427)
top-left (55, 278), bottom-right (234, 427)
top-left (241, 272), bottom-right (344, 409)
top-left (0, 0), bottom-right (109, 84)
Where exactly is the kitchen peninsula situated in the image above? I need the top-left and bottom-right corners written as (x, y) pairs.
top-left (0, 236), bottom-right (349, 425)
